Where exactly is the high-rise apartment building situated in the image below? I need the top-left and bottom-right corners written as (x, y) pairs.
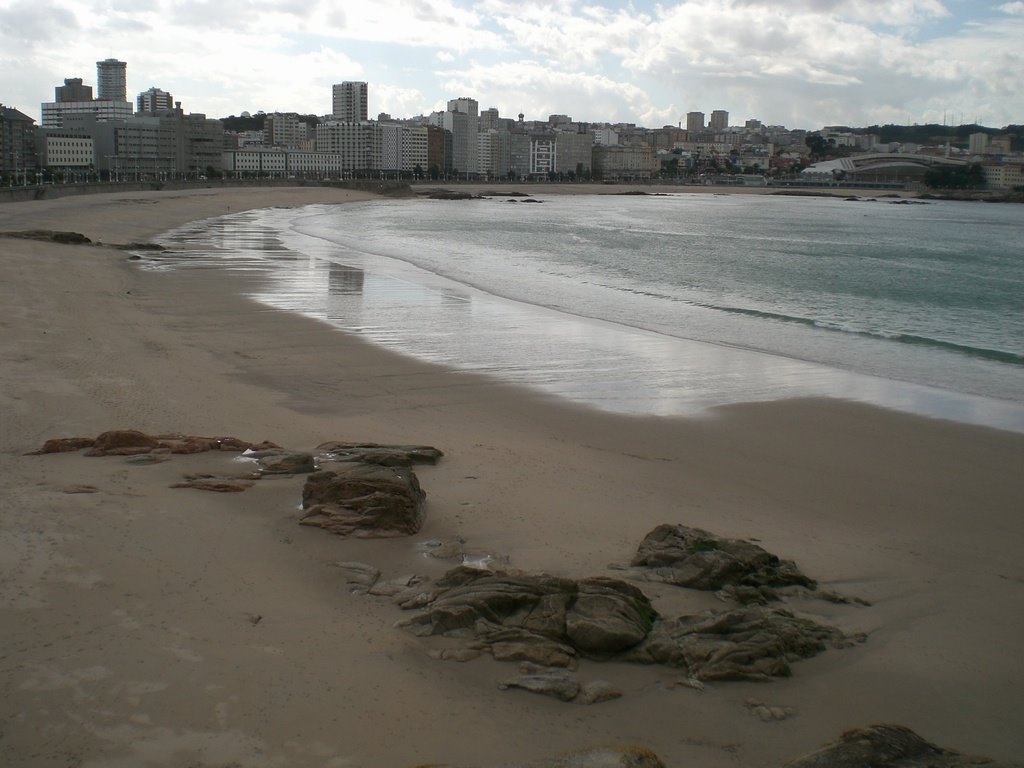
top-left (709, 110), bottom-right (729, 131)
top-left (686, 112), bottom-right (705, 133)
top-left (332, 82), bottom-right (368, 122)
top-left (479, 107), bottom-right (500, 131)
top-left (97, 59), bottom-right (127, 101)
top-left (265, 113), bottom-right (311, 149)
top-left (447, 97), bottom-right (478, 117)
top-left (442, 108), bottom-right (478, 177)
top-left (137, 87), bottom-right (175, 114)
top-left (43, 61), bottom-right (132, 128)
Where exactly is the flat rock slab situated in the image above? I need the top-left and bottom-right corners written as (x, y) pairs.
top-left (257, 452), bottom-right (315, 474)
top-left (629, 523), bottom-right (816, 592)
top-left (498, 663), bottom-right (622, 705)
top-left (171, 473), bottom-right (259, 492)
top-left (300, 464), bottom-right (426, 537)
top-left (29, 430), bottom-right (280, 456)
top-left (622, 605), bottom-right (862, 681)
top-left (315, 441), bottom-right (443, 467)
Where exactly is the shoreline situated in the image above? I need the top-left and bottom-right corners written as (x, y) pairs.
top-left (2, 187), bottom-right (1023, 767)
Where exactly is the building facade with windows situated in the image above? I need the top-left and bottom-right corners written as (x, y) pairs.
top-left (36, 130), bottom-right (95, 172)
top-left (96, 59), bottom-right (127, 101)
top-left (316, 120), bottom-right (378, 172)
top-left (137, 87), bottom-right (175, 114)
top-left (332, 82), bottom-right (368, 122)
top-left (55, 78), bottom-right (93, 102)
top-left (1, 104), bottom-right (38, 178)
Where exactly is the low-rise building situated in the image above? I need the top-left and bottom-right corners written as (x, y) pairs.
top-left (37, 130), bottom-right (95, 173)
top-left (592, 144), bottom-right (658, 180)
top-left (983, 162), bottom-right (1024, 190)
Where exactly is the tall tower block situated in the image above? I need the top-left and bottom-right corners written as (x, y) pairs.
top-left (332, 82), bottom-right (368, 122)
top-left (96, 58), bottom-right (127, 101)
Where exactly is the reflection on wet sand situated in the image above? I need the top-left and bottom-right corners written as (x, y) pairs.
top-left (146, 206), bottom-right (1024, 433)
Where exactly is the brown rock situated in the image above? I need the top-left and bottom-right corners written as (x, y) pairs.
top-left (171, 473), bottom-right (257, 492)
top-left (566, 578), bottom-right (657, 655)
top-left (498, 663), bottom-right (581, 702)
top-left (258, 452), bottom-right (315, 474)
top-left (315, 441), bottom-right (444, 467)
top-left (575, 680), bottom-right (623, 705)
top-left (397, 567), bottom-right (655, 661)
top-left (630, 523), bottom-right (816, 592)
top-left (784, 724), bottom-right (1022, 767)
top-left (300, 464), bottom-right (426, 537)
top-left (623, 605), bottom-right (860, 681)
top-left (85, 430), bottom-right (160, 456)
top-left (28, 437), bottom-right (95, 454)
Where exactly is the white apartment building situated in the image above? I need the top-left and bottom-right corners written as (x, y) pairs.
top-left (983, 163), bottom-right (1024, 190)
top-left (447, 97), bottom-right (479, 117)
top-left (265, 113), bottom-right (310, 149)
top-left (592, 144), bottom-right (659, 179)
top-left (225, 148), bottom-right (287, 175)
top-left (477, 128), bottom-right (510, 178)
top-left (286, 151), bottom-right (345, 175)
top-left (529, 136), bottom-right (555, 176)
top-left (332, 82), bottom-right (368, 122)
top-left (36, 131), bottom-right (95, 170)
top-left (316, 121), bottom-right (378, 172)
top-left (592, 127), bottom-right (619, 146)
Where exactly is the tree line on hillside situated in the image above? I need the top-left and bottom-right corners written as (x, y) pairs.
top-left (826, 123), bottom-right (1022, 148)
top-left (220, 113), bottom-right (320, 132)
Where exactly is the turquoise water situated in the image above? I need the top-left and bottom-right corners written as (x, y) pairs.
top-left (151, 192), bottom-right (1024, 431)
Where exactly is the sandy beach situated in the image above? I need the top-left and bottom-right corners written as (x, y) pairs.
top-left (1, 185), bottom-right (1022, 768)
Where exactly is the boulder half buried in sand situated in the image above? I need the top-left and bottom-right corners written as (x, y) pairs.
top-left (300, 464), bottom-right (426, 537)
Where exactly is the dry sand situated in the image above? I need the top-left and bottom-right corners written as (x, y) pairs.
top-left (1, 186), bottom-right (1022, 768)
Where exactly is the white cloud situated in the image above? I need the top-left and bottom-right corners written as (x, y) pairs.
top-left (373, 85), bottom-right (429, 118)
top-left (440, 60), bottom-right (654, 123)
top-left (2, 0), bottom-right (1022, 128)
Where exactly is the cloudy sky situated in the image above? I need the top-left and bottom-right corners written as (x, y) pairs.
top-left (2, 0), bottom-right (1022, 129)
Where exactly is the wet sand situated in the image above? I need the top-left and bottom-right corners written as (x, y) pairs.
top-left (1, 186), bottom-right (1022, 767)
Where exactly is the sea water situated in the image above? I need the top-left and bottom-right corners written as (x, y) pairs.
top-left (150, 192), bottom-right (1024, 431)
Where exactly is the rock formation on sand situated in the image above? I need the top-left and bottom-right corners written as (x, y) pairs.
top-left (29, 430), bottom-right (280, 456)
top-left (422, 725), bottom-right (1021, 767)
top-left (497, 662), bottom-right (623, 705)
top-left (315, 441), bottom-right (443, 467)
top-left (620, 604), bottom-right (860, 681)
top-left (782, 724), bottom-right (1024, 768)
top-left (627, 523), bottom-right (816, 595)
top-left (300, 464), bottom-right (427, 537)
top-left (397, 565), bottom-right (856, 681)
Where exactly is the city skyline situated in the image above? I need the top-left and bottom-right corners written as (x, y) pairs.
top-left (2, 0), bottom-right (1023, 129)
